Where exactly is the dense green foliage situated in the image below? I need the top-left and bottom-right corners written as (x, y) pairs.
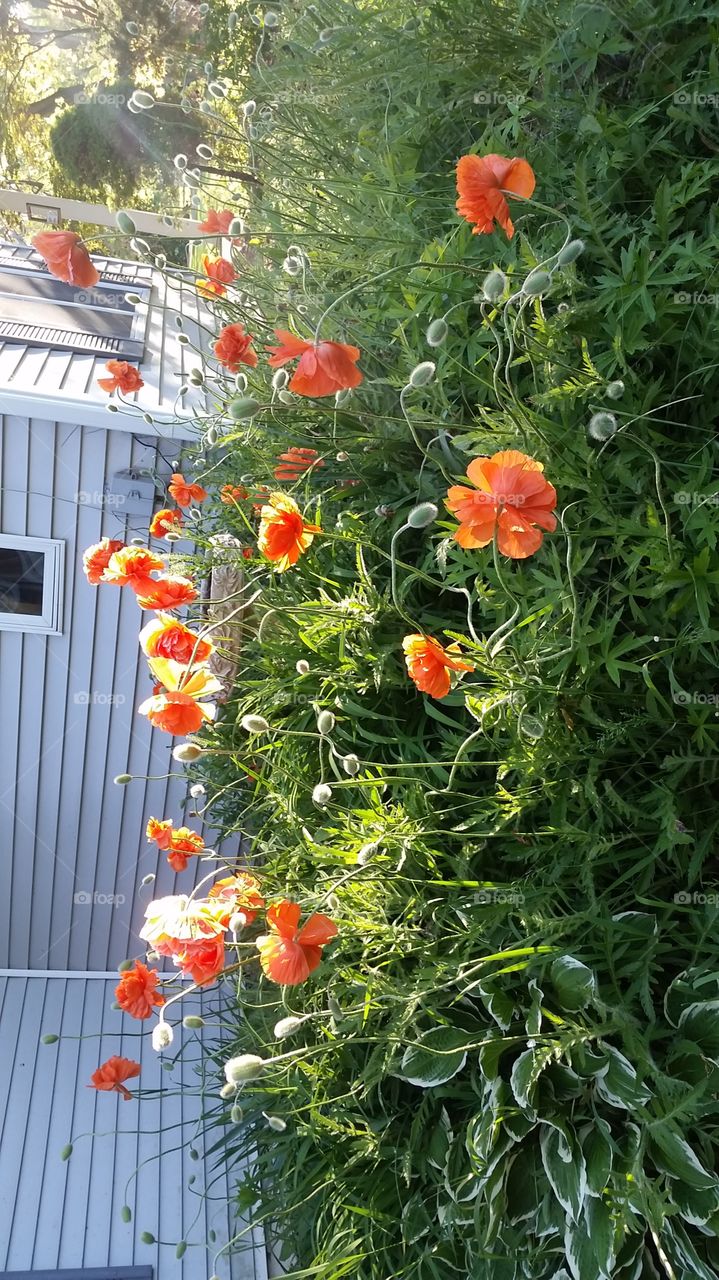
top-left (144, 0), bottom-right (719, 1275)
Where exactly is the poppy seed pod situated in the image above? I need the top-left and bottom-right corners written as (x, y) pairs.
top-left (206, 426), bottom-right (218, 447)
top-left (172, 743), bottom-right (204, 762)
top-left (409, 361), bottom-right (436, 388)
top-left (588, 411), bottom-right (618, 441)
top-left (131, 90), bottom-right (155, 110)
top-left (312, 783), bottom-right (332, 807)
top-left (42, 1033), bottom-right (59, 1044)
top-left (243, 100), bottom-right (257, 117)
top-left (140, 1232), bottom-right (155, 1245)
top-left (522, 268), bottom-right (552, 297)
top-left (183, 1015), bottom-right (205, 1029)
top-left (176, 1243), bottom-right (187, 1261)
top-left (426, 317), bottom-right (449, 347)
top-left (230, 1105), bottom-right (243, 1123)
top-left (558, 238), bottom-right (585, 266)
top-left (606, 380), bottom-right (625, 400)
top-left (61, 1144), bottom-right (74, 1161)
top-left (274, 1015), bottom-right (304, 1038)
top-left (278, 389), bottom-right (294, 405)
top-left (265, 1114), bottom-right (287, 1131)
top-left (272, 368), bottom-right (289, 390)
top-left (209, 81), bottom-right (227, 98)
top-left (482, 269), bottom-right (507, 302)
top-left (121, 1205), bottom-right (132, 1222)
top-left (224, 1053), bottom-right (265, 1083)
top-left (407, 501), bottom-right (438, 529)
top-left (229, 397), bottom-right (261, 421)
top-left (114, 773), bottom-right (132, 785)
top-left (234, 373), bottom-right (248, 393)
top-left (316, 710), bottom-right (336, 736)
top-left (342, 753), bottom-right (360, 776)
top-left (241, 714), bottom-right (270, 734)
top-left (115, 211), bottom-right (136, 235)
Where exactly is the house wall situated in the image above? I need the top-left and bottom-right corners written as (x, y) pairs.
top-left (0, 414), bottom-right (230, 971)
top-left (0, 974), bottom-right (268, 1280)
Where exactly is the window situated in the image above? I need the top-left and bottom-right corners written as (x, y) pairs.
top-left (2, 1270), bottom-right (153, 1280)
top-left (0, 242), bottom-right (150, 359)
top-left (0, 534), bottom-right (65, 635)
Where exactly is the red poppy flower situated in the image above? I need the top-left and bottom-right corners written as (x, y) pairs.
top-left (256, 900), bottom-right (337, 985)
top-left (97, 360), bottom-right (144, 395)
top-left (258, 492), bottom-right (321, 572)
top-left (135, 576), bottom-right (198, 611)
top-left (220, 484), bottom-right (248, 504)
top-left (273, 447), bottom-right (324, 482)
top-left (140, 895), bottom-right (227, 987)
top-left (208, 873), bottom-right (265, 927)
top-left (267, 330), bottom-right (363, 398)
top-left (213, 323), bottom-right (258, 372)
top-left (89, 1055), bottom-right (141, 1100)
top-left (103, 546), bottom-right (165, 591)
top-left (115, 961), bottom-right (164, 1020)
top-left (83, 537), bottom-right (124, 585)
top-left (168, 472), bottom-right (208, 508)
top-left (455, 154), bottom-right (536, 239)
top-left (198, 209), bottom-right (234, 235)
top-left (445, 449), bottom-right (557, 559)
top-left (32, 230), bottom-right (99, 287)
top-left (402, 635), bottom-right (474, 700)
top-left (167, 826), bottom-right (205, 872)
top-left (139, 614), bottom-right (213, 665)
top-left (198, 256), bottom-right (236, 297)
top-left (149, 508), bottom-right (183, 539)
top-left (138, 659), bottom-right (220, 735)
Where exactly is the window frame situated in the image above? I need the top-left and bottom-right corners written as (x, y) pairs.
top-left (1, 1270), bottom-right (153, 1280)
top-left (0, 533), bottom-right (65, 635)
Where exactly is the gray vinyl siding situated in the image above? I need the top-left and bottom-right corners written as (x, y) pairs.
top-left (0, 415), bottom-right (230, 971)
top-left (0, 975), bottom-right (267, 1280)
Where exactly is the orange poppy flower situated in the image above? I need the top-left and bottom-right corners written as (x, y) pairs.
top-left (115, 960), bottom-right (164, 1020)
top-left (138, 657), bottom-right (221, 735)
top-left (256, 900), bottom-right (338, 986)
top-left (97, 360), bottom-right (145, 395)
top-left (103, 546), bottom-right (165, 591)
top-left (140, 895), bottom-right (227, 986)
top-left (148, 507), bottom-right (183, 540)
top-left (89, 1055), bottom-right (141, 1101)
top-left (252, 484), bottom-right (270, 512)
top-left (168, 472), bottom-right (208, 508)
top-left (213, 323), bottom-right (258, 372)
top-left (146, 821), bottom-right (205, 871)
top-left (32, 229), bottom-right (99, 287)
top-left (258, 491), bottom-right (321, 572)
top-left (445, 449), bottom-right (557, 559)
top-left (146, 817), bottom-right (174, 849)
top-left (267, 330), bottom-right (363, 398)
top-left (455, 153), bottom-right (536, 239)
top-left (198, 256), bottom-right (236, 297)
top-left (139, 614), bottom-right (213, 665)
top-left (402, 634), bottom-right (474, 700)
top-left (198, 209), bottom-right (234, 234)
top-left (220, 484), bottom-right (248, 504)
top-left (83, 537), bottom-right (124, 585)
top-left (135, 576), bottom-right (198, 611)
top-left (208, 872), bottom-right (265, 927)
top-left (273, 447), bottom-right (324, 482)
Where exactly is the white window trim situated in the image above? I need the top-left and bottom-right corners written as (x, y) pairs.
top-left (0, 533), bottom-right (65, 635)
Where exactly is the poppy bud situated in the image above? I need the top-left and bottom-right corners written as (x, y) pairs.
top-left (521, 713), bottom-right (545, 739)
top-left (558, 238), bottom-right (585, 265)
top-left (176, 1242), bottom-right (187, 1260)
top-left (107, 403), bottom-right (119, 413)
top-left (117, 959), bottom-right (134, 972)
top-left (125, 20), bottom-right (139, 33)
top-left (229, 912), bottom-right (246, 933)
top-left (190, 783), bottom-right (205, 798)
top-left (316, 710), bottom-right (336, 736)
top-left (271, 368), bottom-right (289, 391)
top-left (173, 743), bottom-right (204, 762)
top-left (115, 211), bottom-right (136, 235)
top-left (357, 841), bottom-right (379, 865)
top-left (220, 1082), bottom-right (237, 1098)
top-left (426, 318), bottom-right (448, 347)
top-left (230, 1105), bottom-right (243, 1123)
top-left (125, 293), bottom-right (142, 305)
top-left (522, 268), bottom-right (552, 297)
top-left (234, 373), bottom-right (248, 392)
top-left (335, 388), bottom-right (352, 407)
top-left (177, 335), bottom-right (190, 346)
top-left (407, 501), bottom-right (438, 529)
top-left (196, 143), bottom-right (213, 160)
top-left (319, 27), bottom-right (337, 41)
top-left (278, 390), bottom-right (294, 404)
top-left (296, 659), bottom-right (310, 675)
top-left (131, 91), bottom-right (155, 110)
top-left (141, 874), bottom-right (155, 886)
top-left (229, 397), bottom-right (261, 420)
top-left (42, 1033), bottom-right (59, 1044)
top-left (274, 1015), bottom-right (305, 1038)
top-left (480, 269), bottom-right (506, 302)
top-left (588, 411), bottom-right (618, 441)
top-left (336, 451), bottom-right (349, 462)
top-left (243, 100), bottom-right (257, 117)
top-left (174, 154), bottom-right (187, 170)
top-left (265, 10), bottom-right (280, 26)
top-left (312, 783), bottom-right (332, 807)
top-left (228, 11), bottom-right (237, 28)
top-left (228, 217), bottom-right (246, 236)
top-left (264, 1114), bottom-right (287, 1131)
top-left (152, 1021), bottom-right (173, 1051)
top-left (189, 368), bottom-right (204, 386)
top-left (141, 1232), bottom-right (156, 1245)
top-left (409, 361), bottom-right (435, 388)
top-left (61, 1144), bottom-right (73, 1161)
top-left (342, 753), bottom-right (360, 776)
top-left (121, 1205), bottom-right (132, 1222)
top-left (143, 413), bottom-right (154, 425)
top-left (606, 380), bottom-right (625, 400)
top-left (189, 1148), bottom-right (199, 1160)
top-left (224, 1053), bottom-right (265, 1083)
top-left (241, 714), bottom-right (270, 734)
top-left (114, 774), bottom-right (132, 785)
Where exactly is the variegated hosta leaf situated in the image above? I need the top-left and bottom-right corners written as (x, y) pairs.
top-left (397, 1025), bottom-right (468, 1087)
